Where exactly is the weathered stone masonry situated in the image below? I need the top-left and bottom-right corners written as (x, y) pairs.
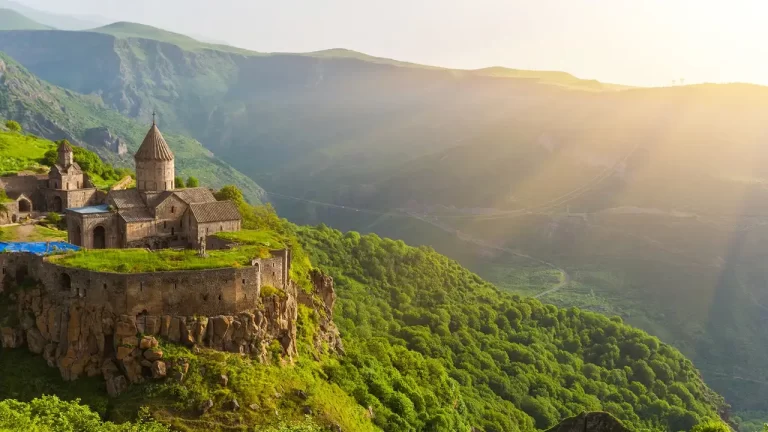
top-left (0, 249), bottom-right (341, 395)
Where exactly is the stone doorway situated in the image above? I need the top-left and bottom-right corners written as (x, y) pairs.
top-left (18, 198), bottom-right (31, 213)
top-left (52, 196), bottom-right (63, 213)
top-left (93, 226), bottom-right (106, 249)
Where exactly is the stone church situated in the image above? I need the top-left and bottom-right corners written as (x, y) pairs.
top-left (65, 121), bottom-right (241, 249)
top-left (0, 140), bottom-right (101, 221)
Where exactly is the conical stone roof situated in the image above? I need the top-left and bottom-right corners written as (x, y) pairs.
top-left (135, 123), bottom-right (174, 161)
top-left (57, 140), bottom-right (73, 153)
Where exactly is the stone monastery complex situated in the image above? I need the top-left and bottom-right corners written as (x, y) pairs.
top-left (0, 121), bottom-right (343, 394)
top-left (0, 120), bottom-right (242, 249)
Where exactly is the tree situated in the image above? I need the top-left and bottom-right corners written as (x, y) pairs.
top-left (215, 185), bottom-right (245, 205)
top-left (5, 120), bottom-right (21, 133)
top-left (185, 176), bottom-right (199, 188)
top-left (690, 419), bottom-right (729, 432)
top-left (174, 176), bottom-right (185, 188)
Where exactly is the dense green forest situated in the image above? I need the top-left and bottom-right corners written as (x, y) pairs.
top-left (295, 223), bottom-right (726, 431)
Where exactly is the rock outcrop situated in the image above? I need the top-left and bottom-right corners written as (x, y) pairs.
top-left (0, 268), bottom-right (343, 395)
top-left (545, 412), bottom-right (631, 432)
top-left (299, 269), bottom-right (344, 355)
top-left (83, 127), bottom-right (128, 156)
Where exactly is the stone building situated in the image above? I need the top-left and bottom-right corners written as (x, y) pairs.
top-left (65, 121), bottom-right (242, 249)
top-left (0, 140), bottom-right (100, 221)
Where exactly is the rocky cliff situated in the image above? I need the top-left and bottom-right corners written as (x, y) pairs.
top-left (0, 267), bottom-right (343, 396)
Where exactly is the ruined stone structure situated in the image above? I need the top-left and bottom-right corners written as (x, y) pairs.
top-left (0, 248), bottom-right (342, 394)
top-left (0, 140), bottom-right (100, 221)
top-left (65, 121), bottom-right (241, 249)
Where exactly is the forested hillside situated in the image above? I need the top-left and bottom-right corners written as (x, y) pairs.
top-left (296, 224), bottom-right (727, 431)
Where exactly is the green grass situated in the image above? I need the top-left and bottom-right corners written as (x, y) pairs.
top-left (49, 229), bottom-right (290, 273)
top-left (0, 131), bottom-right (54, 174)
top-left (49, 246), bottom-right (268, 273)
top-left (215, 230), bottom-right (286, 249)
top-left (0, 225), bottom-right (67, 242)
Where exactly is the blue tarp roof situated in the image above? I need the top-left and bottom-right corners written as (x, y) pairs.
top-left (67, 205), bottom-right (110, 214)
top-left (0, 241), bottom-right (80, 255)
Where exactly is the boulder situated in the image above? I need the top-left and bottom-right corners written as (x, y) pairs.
top-left (144, 349), bottom-right (163, 361)
top-left (120, 357), bottom-right (143, 384)
top-left (200, 399), bottom-right (214, 415)
top-left (219, 374), bottom-right (228, 387)
top-left (139, 336), bottom-right (158, 350)
top-left (1, 327), bottom-right (24, 348)
top-left (151, 361), bottom-right (166, 379)
top-left (26, 328), bottom-right (46, 354)
top-left (116, 345), bottom-right (133, 361)
top-left (102, 360), bottom-right (120, 380)
top-left (302, 406), bottom-right (312, 415)
top-left (114, 320), bottom-right (136, 337)
top-left (106, 375), bottom-right (128, 397)
top-left (545, 412), bottom-right (631, 432)
top-left (144, 316), bottom-right (160, 335)
top-left (228, 399), bottom-right (240, 411)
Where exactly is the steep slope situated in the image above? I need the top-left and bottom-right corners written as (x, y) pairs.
top-left (0, 51), bottom-right (264, 203)
top-left (0, 8), bottom-right (51, 30)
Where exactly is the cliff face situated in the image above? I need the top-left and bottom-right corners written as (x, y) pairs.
top-left (0, 265), bottom-right (343, 396)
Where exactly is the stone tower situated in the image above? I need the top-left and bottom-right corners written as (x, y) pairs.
top-left (57, 140), bottom-right (74, 167)
top-left (135, 119), bottom-right (175, 192)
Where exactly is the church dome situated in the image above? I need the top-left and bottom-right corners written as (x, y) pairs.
top-left (135, 123), bottom-right (174, 161)
top-left (57, 140), bottom-right (73, 153)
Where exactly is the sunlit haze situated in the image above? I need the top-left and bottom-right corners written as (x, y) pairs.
top-left (14, 0), bottom-right (768, 87)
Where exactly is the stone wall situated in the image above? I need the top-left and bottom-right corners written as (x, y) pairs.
top-left (44, 188), bottom-right (98, 211)
top-left (0, 250), bottom-right (292, 316)
top-left (193, 220), bottom-right (241, 245)
top-left (0, 246), bottom-right (342, 393)
top-left (136, 159), bottom-right (174, 192)
top-left (0, 174), bottom-right (44, 209)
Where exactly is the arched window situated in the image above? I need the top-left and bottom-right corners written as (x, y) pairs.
top-left (171, 206), bottom-right (175, 214)
top-left (66, 182), bottom-right (69, 190)
top-left (220, 225), bottom-right (223, 232)
top-left (163, 221), bottom-right (167, 229)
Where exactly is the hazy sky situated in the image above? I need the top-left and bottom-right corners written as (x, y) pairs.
top-left (14, 0), bottom-right (768, 86)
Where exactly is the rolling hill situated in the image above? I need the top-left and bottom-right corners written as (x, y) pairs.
top-left (0, 21), bottom-right (767, 423)
top-left (0, 8), bottom-right (50, 30)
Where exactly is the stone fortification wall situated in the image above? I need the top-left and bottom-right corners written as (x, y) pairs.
top-left (0, 250), bottom-right (291, 317)
top-left (0, 174), bottom-right (43, 208)
top-left (0, 247), bottom-right (342, 394)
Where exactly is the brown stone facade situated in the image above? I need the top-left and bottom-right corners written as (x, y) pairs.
top-left (0, 249), bottom-right (342, 393)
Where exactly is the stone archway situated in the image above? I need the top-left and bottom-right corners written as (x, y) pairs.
top-left (18, 198), bottom-right (31, 213)
top-left (93, 226), bottom-right (106, 249)
top-left (60, 273), bottom-right (71, 291)
top-left (52, 196), bottom-right (63, 213)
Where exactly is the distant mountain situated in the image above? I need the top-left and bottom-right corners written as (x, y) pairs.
top-left (0, 8), bottom-right (50, 30)
top-left (0, 0), bottom-right (106, 29)
top-left (0, 51), bottom-right (264, 203)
